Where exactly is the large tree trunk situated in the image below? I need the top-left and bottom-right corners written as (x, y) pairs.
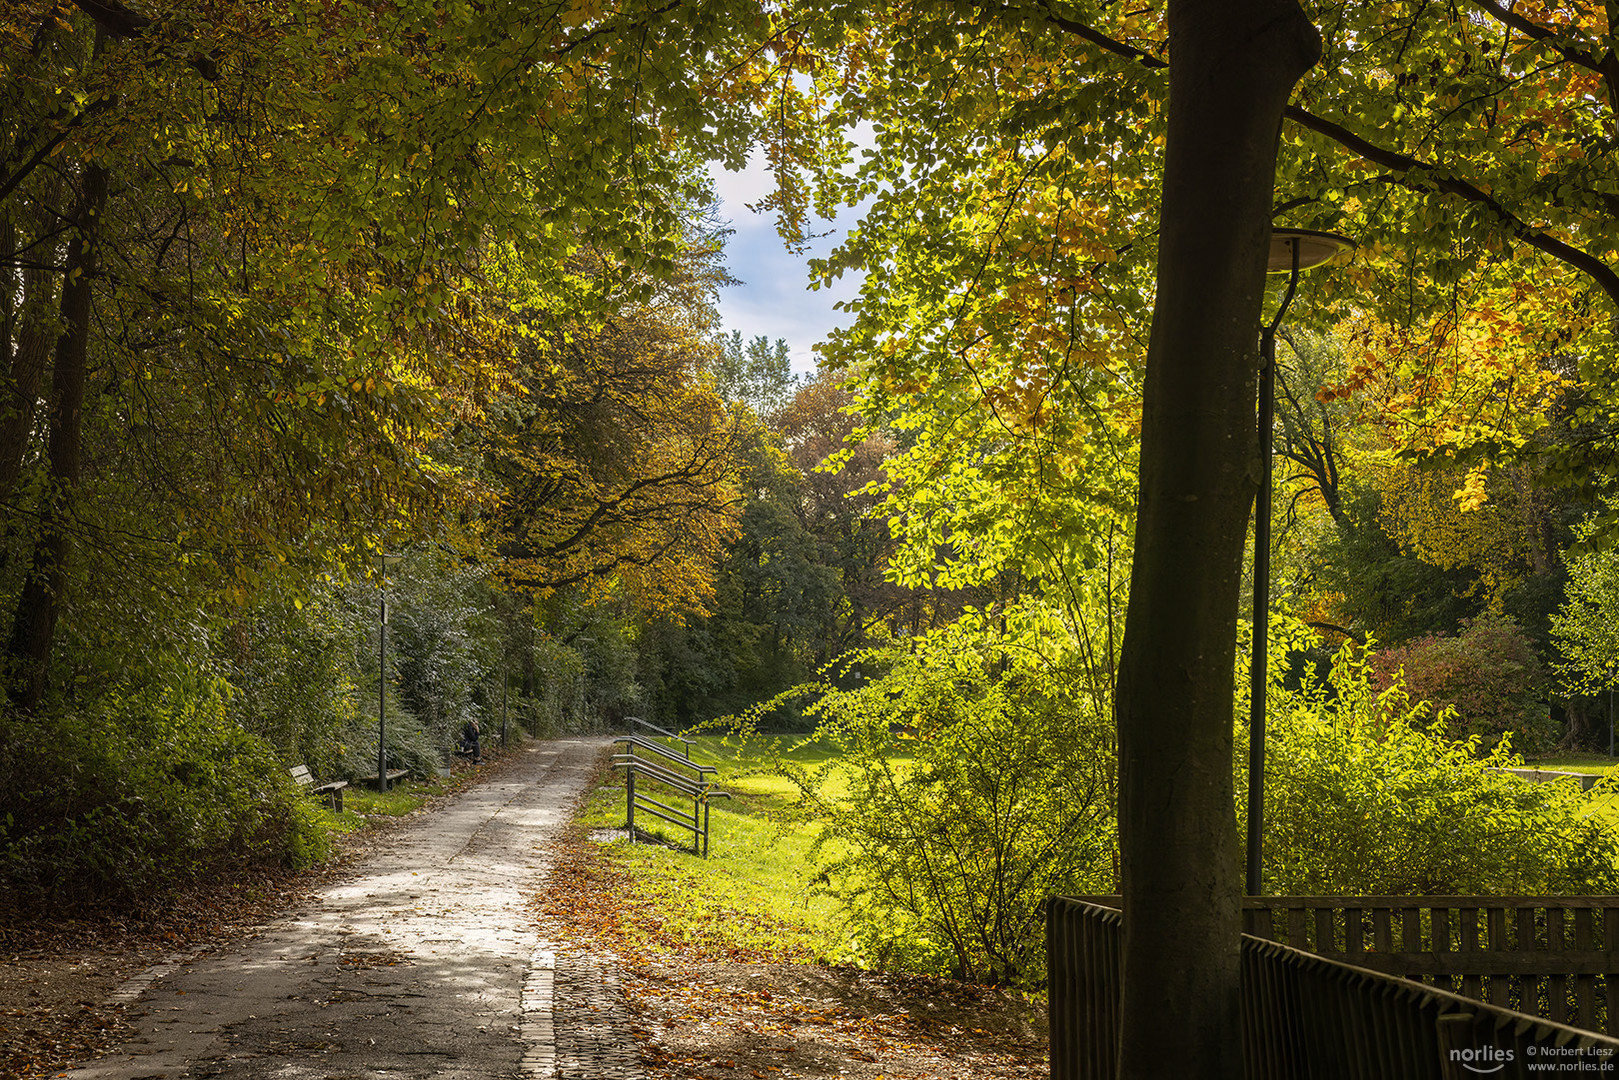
top-left (1112, 0), bottom-right (1319, 1076)
top-left (6, 160), bottom-right (109, 710)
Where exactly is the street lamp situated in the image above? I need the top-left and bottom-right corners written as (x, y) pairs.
top-left (1245, 228), bottom-right (1357, 897)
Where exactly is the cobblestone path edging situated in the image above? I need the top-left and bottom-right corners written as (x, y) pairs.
top-left (553, 949), bottom-right (644, 1079)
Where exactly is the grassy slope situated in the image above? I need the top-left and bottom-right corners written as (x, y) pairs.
top-left (1509, 755), bottom-right (1619, 838)
top-left (574, 735), bottom-right (1619, 966)
top-left (574, 734), bottom-right (857, 964)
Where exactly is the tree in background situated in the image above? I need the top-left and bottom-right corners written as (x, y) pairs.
top-left (1551, 498), bottom-right (1619, 706)
top-left (474, 250), bottom-right (749, 616)
top-left (715, 332), bottom-right (797, 417)
top-left (1371, 614), bottom-right (1556, 752)
top-left (0, 0), bottom-right (794, 906)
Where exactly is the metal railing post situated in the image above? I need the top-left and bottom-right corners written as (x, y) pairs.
top-left (626, 767), bottom-right (636, 842)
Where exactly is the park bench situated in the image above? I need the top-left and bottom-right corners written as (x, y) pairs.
top-left (289, 765), bottom-right (349, 812)
top-left (356, 767), bottom-right (409, 789)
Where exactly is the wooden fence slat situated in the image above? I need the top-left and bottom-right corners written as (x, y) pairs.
top-left (1287, 906), bottom-right (1307, 949)
top-left (1372, 907), bottom-right (1392, 955)
top-left (1606, 908), bottom-right (1619, 1037)
top-left (1577, 908), bottom-right (1598, 1031)
top-left (1518, 906), bottom-right (1538, 1017)
top-left (1401, 907), bottom-right (1423, 984)
top-left (1434, 906), bottom-right (1452, 993)
top-left (1487, 908), bottom-right (1509, 1007)
top-left (1461, 906), bottom-right (1482, 1000)
top-left (1346, 903), bottom-right (1364, 960)
top-left (1315, 907), bottom-right (1336, 955)
top-left (1547, 906), bottom-right (1560, 1029)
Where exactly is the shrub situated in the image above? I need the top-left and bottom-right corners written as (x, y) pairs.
top-left (785, 612), bottom-right (1117, 987)
top-left (1249, 640), bottom-right (1619, 895)
top-left (387, 555), bottom-right (497, 749)
top-left (1369, 613), bottom-right (1556, 752)
top-left (230, 583), bottom-right (361, 777)
top-left (0, 669), bottom-right (327, 912)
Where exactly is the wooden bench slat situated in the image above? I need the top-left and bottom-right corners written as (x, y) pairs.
top-left (288, 764), bottom-right (344, 811)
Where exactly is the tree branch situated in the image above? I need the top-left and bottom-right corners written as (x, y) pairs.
top-left (1036, 0), bottom-right (1167, 68)
top-left (71, 0), bottom-right (218, 78)
top-left (1284, 104), bottom-right (1619, 308)
top-left (1033, 1), bottom-right (1619, 309)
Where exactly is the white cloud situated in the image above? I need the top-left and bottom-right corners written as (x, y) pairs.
top-left (708, 149), bottom-right (868, 378)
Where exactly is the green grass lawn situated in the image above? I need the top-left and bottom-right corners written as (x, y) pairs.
top-left (322, 764), bottom-right (486, 834)
top-left (575, 733), bottom-right (861, 963)
top-left (1521, 752), bottom-right (1619, 776)
top-left (1512, 754), bottom-right (1619, 834)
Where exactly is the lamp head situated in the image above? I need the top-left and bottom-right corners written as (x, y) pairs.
top-left (1268, 228), bottom-right (1357, 273)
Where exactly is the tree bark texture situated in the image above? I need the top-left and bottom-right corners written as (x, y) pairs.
top-left (0, 177), bottom-right (66, 506)
top-left (6, 160), bottom-right (109, 710)
top-left (1112, 1), bottom-right (1319, 1077)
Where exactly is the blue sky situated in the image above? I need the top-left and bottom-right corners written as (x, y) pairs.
top-left (708, 152), bottom-right (865, 379)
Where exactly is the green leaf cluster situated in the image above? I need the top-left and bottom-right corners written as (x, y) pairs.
top-left (0, 670), bottom-right (324, 913)
top-left (1246, 638), bottom-right (1619, 896)
top-left (779, 603), bottom-right (1120, 987)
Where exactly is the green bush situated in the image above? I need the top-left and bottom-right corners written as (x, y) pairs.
top-left (0, 669), bottom-right (327, 911)
top-left (786, 612), bottom-right (1117, 987)
top-left (1370, 613), bottom-right (1556, 752)
top-left (1248, 639), bottom-right (1619, 895)
top-left (230, 583), bottom-right (362, 777)
top-left (387, 555), bottom-right (498, 748)
top-left (335, 705), bottom-right (444, 780)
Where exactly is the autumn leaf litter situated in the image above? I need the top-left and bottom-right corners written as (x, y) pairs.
top-left (534, 824), bottom-right (1048, 1080)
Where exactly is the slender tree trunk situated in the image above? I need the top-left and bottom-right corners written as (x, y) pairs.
top-left (1112, 0), bottom-right (1319, 1076)
top-left (6, 160), bottom-right (109, 710)
top-left (0, 241), bottom-right (61, 504)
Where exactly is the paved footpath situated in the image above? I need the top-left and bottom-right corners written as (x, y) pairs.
top-left (61, 737), bottom-right (643, 1080)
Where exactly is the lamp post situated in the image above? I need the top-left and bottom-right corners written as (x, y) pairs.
top-left (1245, 228), bottom-right (1356, 897)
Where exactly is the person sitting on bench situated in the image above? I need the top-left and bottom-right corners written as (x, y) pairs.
top-left (457, 718), bottom-right (481, 764)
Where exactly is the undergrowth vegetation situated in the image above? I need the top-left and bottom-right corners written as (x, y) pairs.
top-left (1248, 636), bottom-right (1619, 896)
top-left (0, 671), bottom-right (325, 913)
top-left (783, 622), bottom-right (1117, 988)
top-left (580, 618), bottom-right (1619, 994)
top-left (0, 539), bottom-right (636, 916)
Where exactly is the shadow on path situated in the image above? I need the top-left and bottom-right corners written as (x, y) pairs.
top-left (59, 737), bottom-right (621, 1080)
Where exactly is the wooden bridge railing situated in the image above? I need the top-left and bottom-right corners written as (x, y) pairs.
top-left (1065, 894), bottom-right (1619, 1035)
top-left (1049, 896), bottom-right (1619, 1080)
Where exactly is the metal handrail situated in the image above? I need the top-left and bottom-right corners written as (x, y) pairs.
top-left (627, 715), bottom-right (694, 758)
top-left (614, 734), bottom-right (715, 777)
top-left (611, 733), bottom-right (728, 857)
top-left (610, 754), bottom-right (705, 797)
